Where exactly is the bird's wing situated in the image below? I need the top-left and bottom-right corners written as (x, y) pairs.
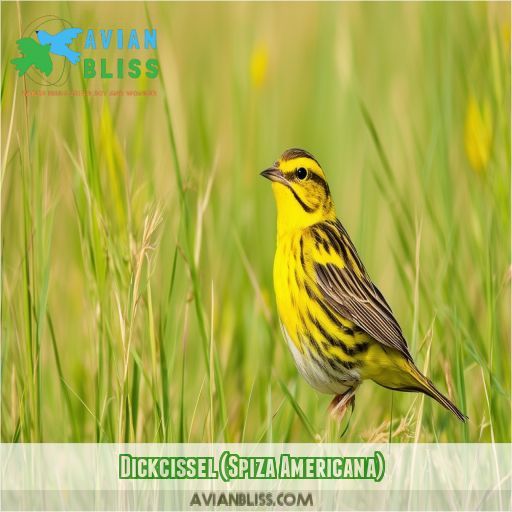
top-left (313, 220), bottom-right (413, 361)
top-left (16, 37), bottom-right (40, 56)
top-left (33, 51), bottom-right (53, 76)
top-left (55, 28), bottom-right (82, 44)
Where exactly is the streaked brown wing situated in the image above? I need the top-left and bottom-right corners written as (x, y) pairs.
top-left (314, 223), bottom-right (412, 361)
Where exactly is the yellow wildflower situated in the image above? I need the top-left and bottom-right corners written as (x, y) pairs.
top-left (464, 94), bottom-right (492, 172)
top-left (250, 43), bottom-right (268, 89)
top-left (502, 21), bottom-right (510, 51)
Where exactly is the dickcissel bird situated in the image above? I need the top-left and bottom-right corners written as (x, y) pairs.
top-left (261, 148), bottom-right (466, 422)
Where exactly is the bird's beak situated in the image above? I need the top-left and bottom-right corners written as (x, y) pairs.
top-left (260, 167), bottom-right (286, 184)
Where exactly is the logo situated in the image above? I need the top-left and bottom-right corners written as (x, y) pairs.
top-left (11, 16), bottom-right (82, 86)
top-left (11, 15), bottom-right (159, 87)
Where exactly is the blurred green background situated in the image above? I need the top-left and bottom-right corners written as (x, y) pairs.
top-left (1, 1), bottom-right (510, 442)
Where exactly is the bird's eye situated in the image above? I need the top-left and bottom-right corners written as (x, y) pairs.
top-left (296, 167), bottom-right (308, 180)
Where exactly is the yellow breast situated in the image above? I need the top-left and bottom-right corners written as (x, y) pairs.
top-left (273, 231), bottom-right (304, 351)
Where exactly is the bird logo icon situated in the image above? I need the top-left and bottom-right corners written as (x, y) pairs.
top-left (11, 38), bottom-right (53, 77)
top-left (11, 26), bottom-right (82, 78)
top-left (35, 28), bottom-right (82, 64)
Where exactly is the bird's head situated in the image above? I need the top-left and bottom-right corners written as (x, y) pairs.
top-left (35, 30), bottom-right (51, 45)
top-left (261, 148), bottom-right (335, 234)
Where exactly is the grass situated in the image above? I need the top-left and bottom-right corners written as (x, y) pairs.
top-left (1, 1), bottom-right (510, 443)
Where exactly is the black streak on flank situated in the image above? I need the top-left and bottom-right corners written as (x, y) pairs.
top-left (308, 310), bottom-right (353, 358)
top-left (317, 298), bottom-right (342, 327)
top-left (299, 312), bottom-right (322, 358)
top-left (304, 281), bottom-right (315, 299)
top-left (294, 267), bottom-right (301, 291)
top-left (351, 341), bottom-right (370, 354)
top-left (299, 236), bottom-right (305, 268)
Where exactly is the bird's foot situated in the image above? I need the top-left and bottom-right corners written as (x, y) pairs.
top-left (328, 388), bottom-right (357, 422)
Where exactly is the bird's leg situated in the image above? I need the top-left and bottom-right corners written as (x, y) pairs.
top-left (328, 387), bottom-right (358, 422)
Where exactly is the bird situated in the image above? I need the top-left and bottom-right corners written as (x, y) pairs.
top-left (11, 38), bottom-right (53, 77)
top-left (261, 148), bottom-right (467, 423)
top-left (36, 28), bottom-right (82, 64)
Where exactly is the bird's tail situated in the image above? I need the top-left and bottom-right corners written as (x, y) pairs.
top-left (405, 363), bottom-right (468, 422)
top-left (11, 57), bottom-right (30, 76)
